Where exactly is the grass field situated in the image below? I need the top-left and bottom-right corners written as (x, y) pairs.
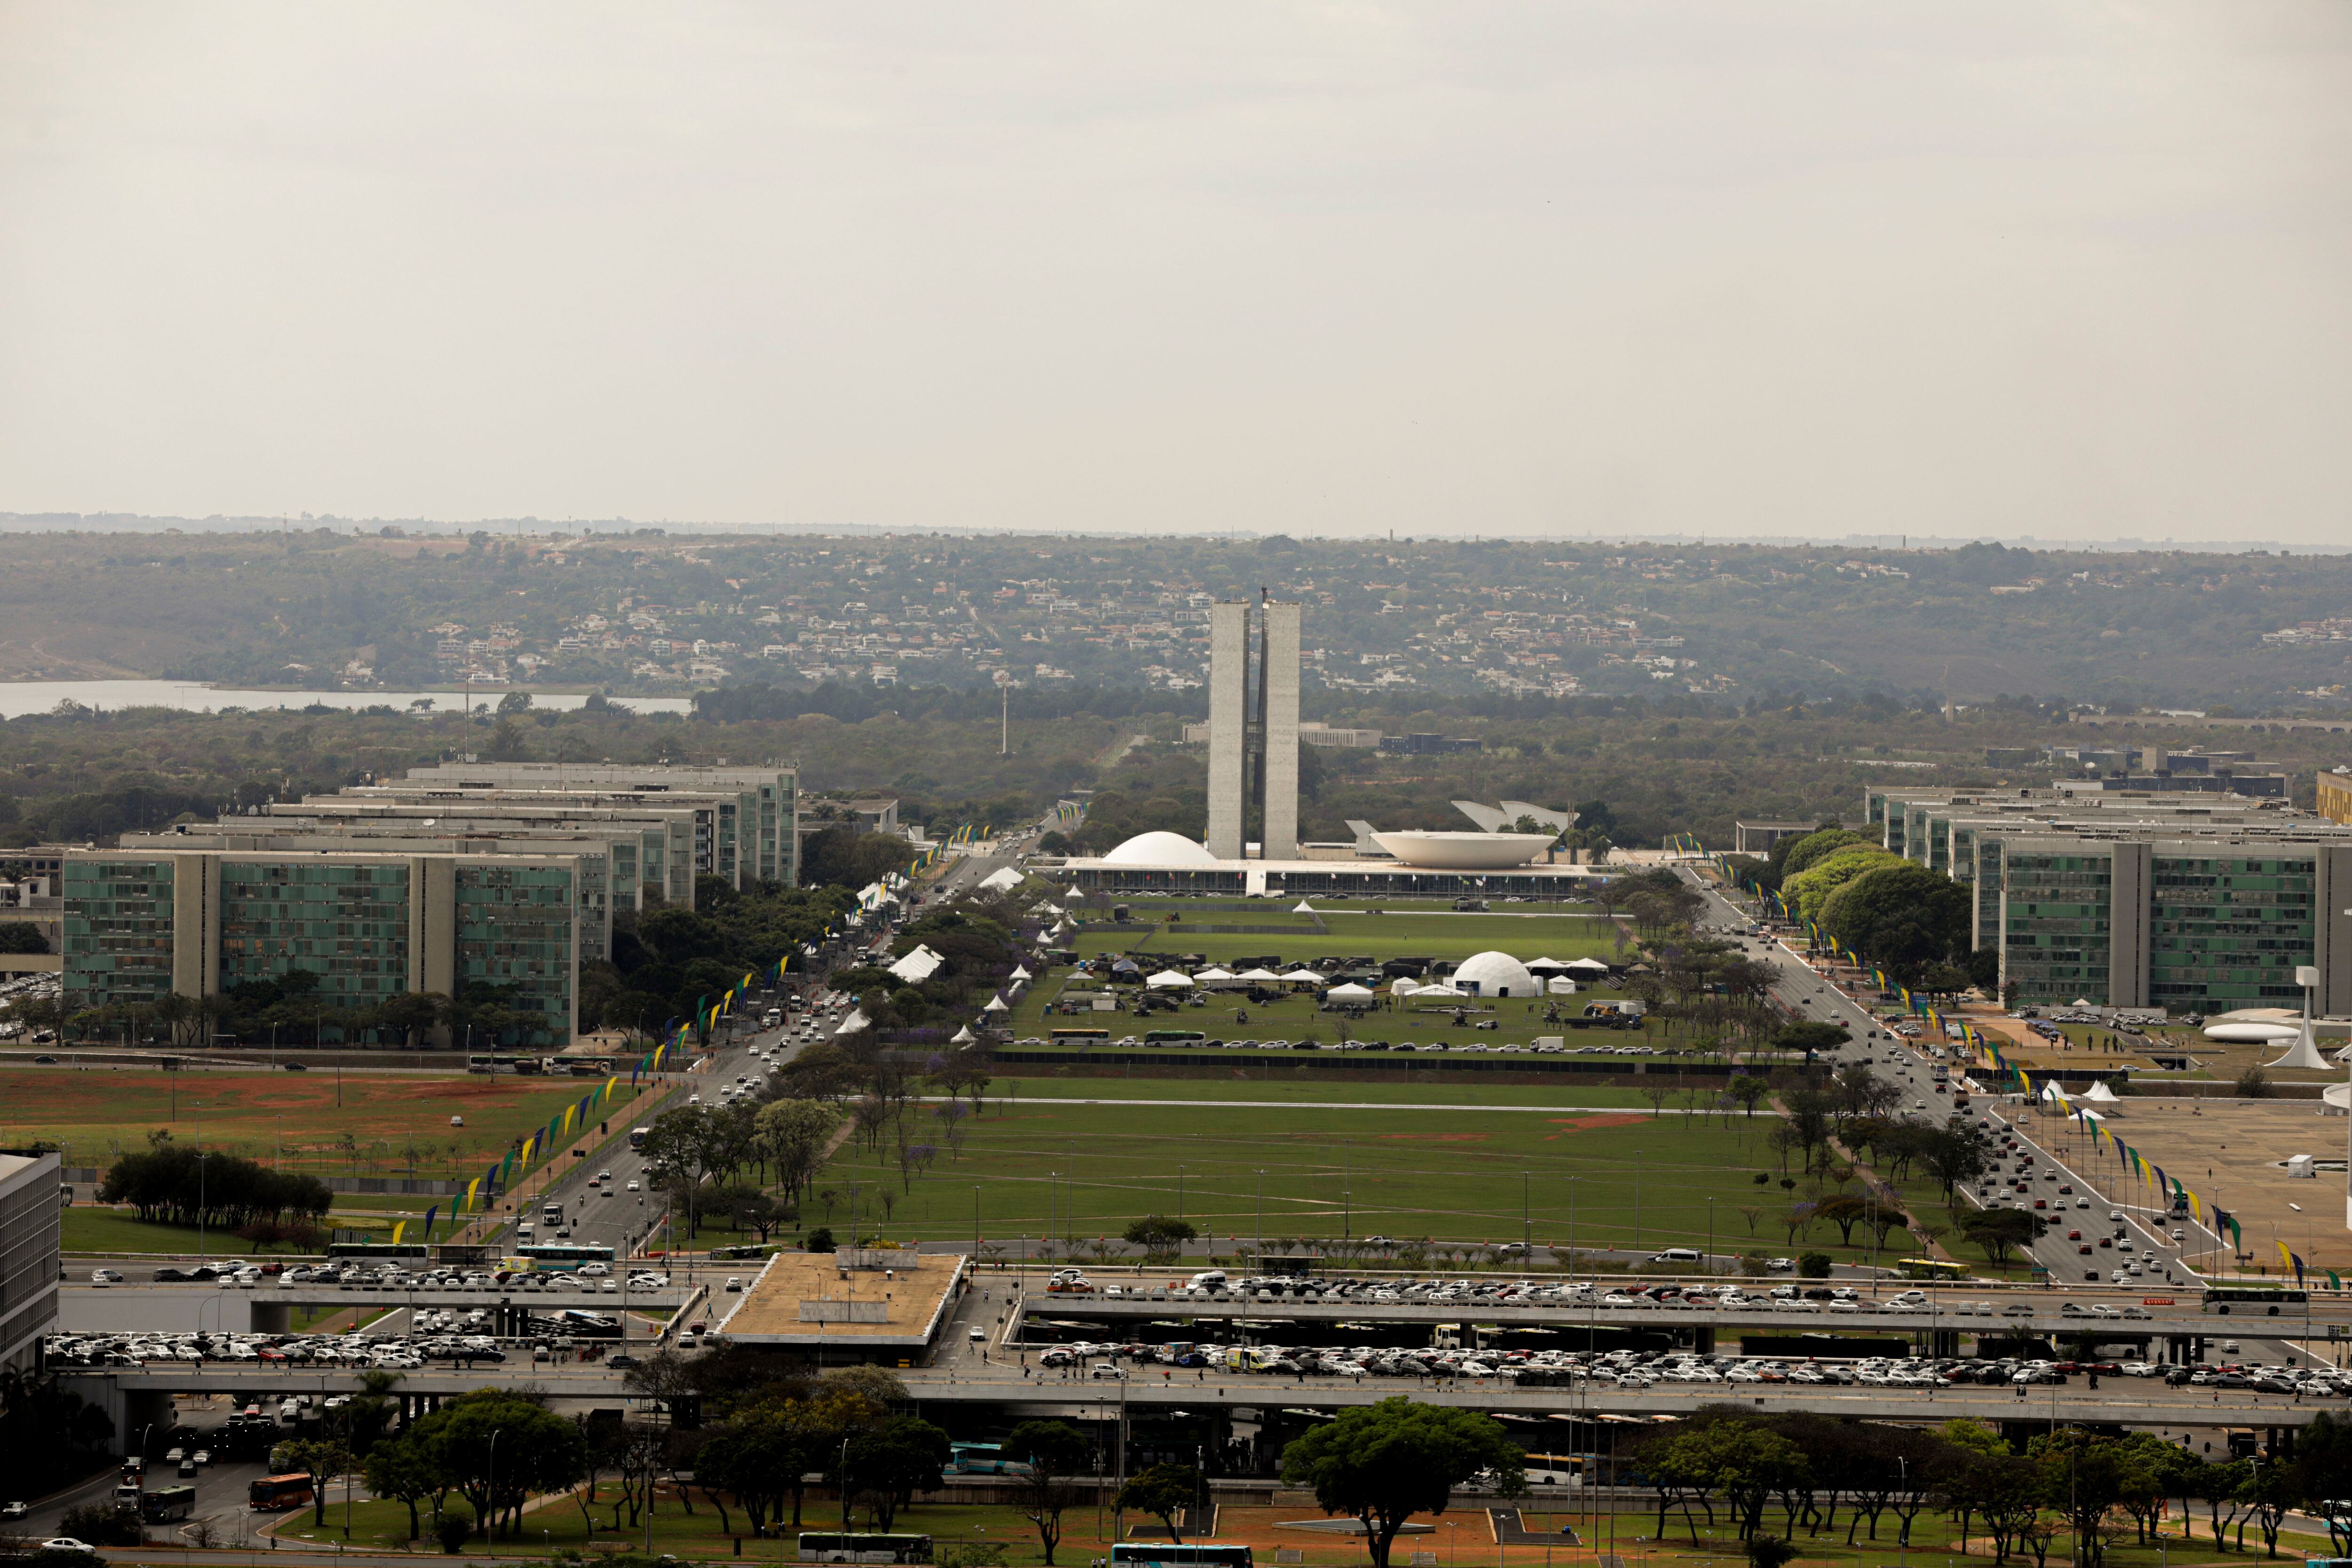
top-left (4, 1064), bottom-right (626, 1178)
top-left (1071, 910), bottom-right (1621, 968)
top-left (813, 1089), bottom-right (1924, 1263)
top-left (264, 1490), bottom-right (2330, 1568)
top-left (1009, 979), bottom-right (1718, 1058)
top-left (995, 1080), bottom-right (1663, 1107)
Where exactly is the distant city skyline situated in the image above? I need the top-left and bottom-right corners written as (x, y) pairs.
top-left (3, 4), bottom-right (2348, 544)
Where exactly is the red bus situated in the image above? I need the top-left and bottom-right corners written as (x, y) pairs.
top-left (249, 1474), bottom-right (315, 1511)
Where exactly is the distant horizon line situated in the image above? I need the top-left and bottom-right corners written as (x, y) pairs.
top-left (0, 511), bottom-right (2343, 556)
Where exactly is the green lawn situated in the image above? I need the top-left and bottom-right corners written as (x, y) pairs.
top-left (264, 1491), bottom-right (2333, 1568)
top-left (995, 1080), bottom-right (1663, 1107)
top-left (1071, 910), bottom-right (1621, 967)
top-left (814, 1088), bottom-right (1913, 1262)
top-left (1009, 973), bottom-right (1758, 1061)
top-left (8, 1062), bottom-right (630, 1181)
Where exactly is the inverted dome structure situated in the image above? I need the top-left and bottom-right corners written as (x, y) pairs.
top-left (1101, 831), bottom-right (1220, 866)
top-left (1370, 830), bottom-right (1554, 869)
top-left (1451, 950), bottom-right (1539, 999)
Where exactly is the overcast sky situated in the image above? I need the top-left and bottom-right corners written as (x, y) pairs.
top-left (3, 4), bottom-right (2348, 543)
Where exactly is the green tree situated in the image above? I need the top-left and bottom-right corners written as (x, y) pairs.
top-left (843, 1416), bottom-right (951, 1531)
top-left (1117, 1464), bottom-right (1201, 1544)
top-left (271, 1435), bottom-right (354, 1529)
top-left (1818, 862), bottom-right (1974, 979)
top-left (1007, 1420), bottom-right (1091, 1566)
top-left (362, 1430), bottom-right (444, 1542)
top-left (1961, 1208), bottom-right (2045, 1268)
top-left (417, 1389), bottom-right (587, 1540)
top-left (1122, 1215), bottom-right (1200, 1260)
top-left (1279, 1397), bottom-right (1523, 1568)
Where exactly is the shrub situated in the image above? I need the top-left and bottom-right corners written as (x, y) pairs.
top-left (435, 1512), bottom-right (474, 1555)
top-left (59, 1505), bottom-right (141, 1546)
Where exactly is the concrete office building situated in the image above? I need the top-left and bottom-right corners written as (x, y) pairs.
top-left (1205, 603), bottom-right (1249, 860)
top-left (1839, 784), bottom-right (2352, 1012)
top-left (395, 762), bottom-right (799, 888)
top-left (63, 849), bottom-right (580, 1042)
top-left (0, 1151), bottom-right (60, 1371)
top-left (121, 817), bottom-right (637, 963)
top-left (1202, 599), bottom-right (1302, 860)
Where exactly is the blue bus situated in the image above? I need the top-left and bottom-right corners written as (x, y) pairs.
top-left (1112, 1547), bottom-right (1252, 1568)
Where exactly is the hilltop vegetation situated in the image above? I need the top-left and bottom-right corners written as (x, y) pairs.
top-left (0, 525), bottom-right (2348, 713)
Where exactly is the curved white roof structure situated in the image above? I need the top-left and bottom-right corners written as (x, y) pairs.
top-left (2204, 1022), bottom-right (2299, 1043)
top-left (1100, 830), bottom-right (1219, 866)
top-left (1370, 830), bottom-right (1554, 869)
top-left (1452, 950), bottom-right (1540, 998)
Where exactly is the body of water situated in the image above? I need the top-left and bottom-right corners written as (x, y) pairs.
top-left (0, 679), bottom-right (691, 719)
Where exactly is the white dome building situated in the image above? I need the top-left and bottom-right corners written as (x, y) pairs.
top-left (1100, 831), bottom-right (1221, 867)
top-left (1450, 950), bottom-right (1539, 999)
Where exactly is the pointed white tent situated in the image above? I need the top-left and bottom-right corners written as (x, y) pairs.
top-left (888, 945), bottom-right (946, 984)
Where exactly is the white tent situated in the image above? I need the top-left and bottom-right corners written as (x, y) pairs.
top-left (1146, 969), bottom-right (1196, 989)
top-left (2082, 1080), bottom-right (2122, 1102)
top-left (1564, 957), bottom-right (1612, 974)
top-left (1282, 969), bottom-right (1326, 987)
top-left (979, 866), bottom-right (1025, 893)
top-left (1325, 982), bottom-right (1376, 1000)
top-left (951, 1025), bottom-right (977, 1044)
top-left (1547, 976), bottom-right (1580, 995)
top-left (888, 945), bottom-right (946, 984)
top-left (1236, 967), bottom-right (1283, 983)
top-left (982, 994), bottom-right (1009, 1013)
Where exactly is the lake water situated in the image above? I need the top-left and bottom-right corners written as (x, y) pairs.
top-left (0, 679), bottom-right (691, 719)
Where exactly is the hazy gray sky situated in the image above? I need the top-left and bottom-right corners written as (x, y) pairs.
top-left (3, 4), bottom-right (2347, 541)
